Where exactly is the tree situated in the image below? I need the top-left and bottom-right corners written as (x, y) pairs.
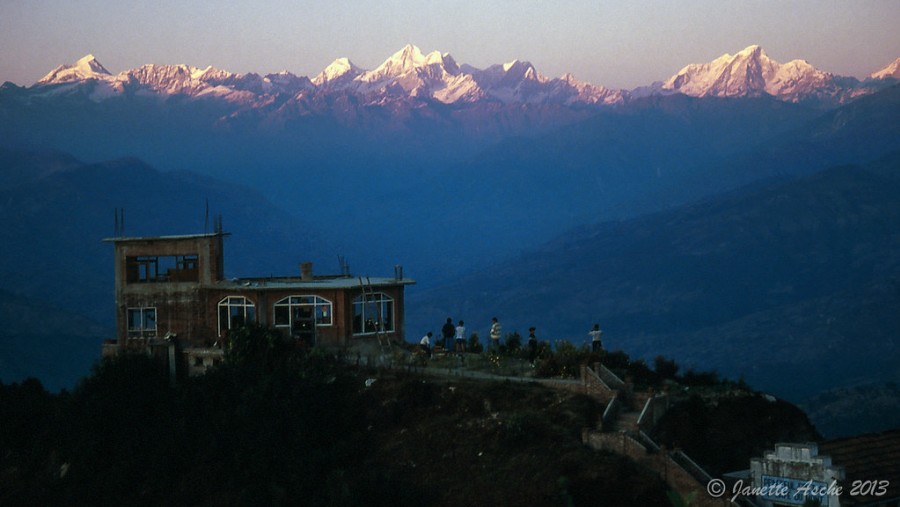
top-left (224, 324), bottom-right (296, 371)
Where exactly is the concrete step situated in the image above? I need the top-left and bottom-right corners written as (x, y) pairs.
top-left (612, 411), bottom-right (641, 432)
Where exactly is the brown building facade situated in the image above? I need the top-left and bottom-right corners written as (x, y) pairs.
top-left (102, 231), bottom-right (414, 374)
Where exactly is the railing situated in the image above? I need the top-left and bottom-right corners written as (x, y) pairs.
top-left (602, 393), bottom-right (622, 429)
top-left (596, 363), bottom-right (626, 389)
top-left (637, 430), bottom-right (660, 453)
top-left (637, 394), bottom-right (667, 430)
top-left (671, 449), bottom-right (714, 485)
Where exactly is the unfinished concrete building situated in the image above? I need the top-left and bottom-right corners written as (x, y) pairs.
top-left (102, 229), bottom-right (414, 375)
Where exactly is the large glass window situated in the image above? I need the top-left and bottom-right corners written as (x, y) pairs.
top-left (273, 296), bottom-right (333, 328)
top-left (217, 296), bottom-right (256, 336)
top-left (352, 293), bottom-right (394, 335)
top-left (126, 307), bottom-right (157, 338)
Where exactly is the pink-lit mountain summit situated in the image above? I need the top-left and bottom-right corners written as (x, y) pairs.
top-left (24, 44), bottom-right (900, 109)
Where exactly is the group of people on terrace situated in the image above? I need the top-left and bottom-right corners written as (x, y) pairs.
top-left (418, 317), bottom-right (604, 361)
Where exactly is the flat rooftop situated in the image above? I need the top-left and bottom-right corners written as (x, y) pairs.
top-left (220, 275), bottom-right (415, 290)
top-left (102, 232), bottom-right (229, 243)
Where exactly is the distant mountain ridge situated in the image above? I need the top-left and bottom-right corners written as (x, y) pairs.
top-left (0, 147), bottom-right (342, 389)
top-left (3, 45), bottom-right (899, 415)
top-left (659, 45), bottom-right (871, 106)
top-left (11, 44), bottom-right (898, 111)
top-left (408, 152), bottom-right (900, 407)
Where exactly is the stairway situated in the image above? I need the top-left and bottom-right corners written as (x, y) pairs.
top-left (611, 410), bottom-right (641, 433)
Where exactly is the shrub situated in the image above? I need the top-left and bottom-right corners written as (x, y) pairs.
top-left (502, 411), bottom-right (550, 446)
top-left (680, 369), bottom-right (720, 387)
top-left (528, 340), bottom-right (607, 379)
top-left (654, 355), bottom-right (679, 380)
top-left (468, 332), bottom-right (483, 353)
top-left (225, 324), bottom-right (297, 371)
top-left (627, 358), bottom-right (659, 388)
top-left (535, 356), bottom-right (561, 377)
top-left (602, 350), bottom-right (631, 371)
top-left (504, 332), bottom-right (522, 355)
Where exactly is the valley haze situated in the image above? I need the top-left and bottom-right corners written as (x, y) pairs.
top-left (2, 40), bottom-right (900, 437)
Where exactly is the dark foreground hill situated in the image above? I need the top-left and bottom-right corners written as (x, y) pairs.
top-left (1, 327), bottom-right (824, 507)
top-left (1, 352), bottom-right (669, 507)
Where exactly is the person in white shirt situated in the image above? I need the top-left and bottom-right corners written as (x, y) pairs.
top-left (454, 320), bottom-right (466, 354)
top-left (589, 324), bottom-right (603, 353)
top-left (420, 331), bottom-right (433, 357)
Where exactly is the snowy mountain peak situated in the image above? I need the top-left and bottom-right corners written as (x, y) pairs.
top-left (312, 57), bottom-right (362, 86)
top-left (38, 54), bottom-right (111, 84)
top-left (393, 43), bottom-right (425, 64)
top-left (662, 44), bottom-right (839, 103)
top-left (736, 44), bottom-right (764, 57)
top-left (870, 57), bottom-right (900, 80)
top-left (499, 60), bottom-right (542, 80)
top-left (355, 43), bottom-right (464, 97)
top-left (191, 65), bottom-right (214, 80)
top-left (361, 44), bottom-right (458, 82)
top-left (376, 44), bottom-right (425, 74)
top-left (481, 59), bottom-right (547, 88)
top-left (75, 54), bottom-right (109, 73)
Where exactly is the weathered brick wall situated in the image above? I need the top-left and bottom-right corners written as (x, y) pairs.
top-left (580, 365), bottom-right (618, 401)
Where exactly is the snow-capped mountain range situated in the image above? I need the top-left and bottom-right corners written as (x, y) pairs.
top-left (24, 44), bottom-right (623, 107)
top-left (16, 44), bottom-right (898, 109)
top-left (658, 45), bottom-right (882, 105)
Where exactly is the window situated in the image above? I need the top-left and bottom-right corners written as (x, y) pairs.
top-left (126, 257), bottom-right (158, 283)
top-left (126, 255), bottom-right (199, 283)
top-left (217, 296), bottom-right (255, 336)
top-left (352, 293), bottom-right (394, 335)
top-left (126, 307), bottom-right (157, 338)
top-left (273, 296), bottom-right (333, 328)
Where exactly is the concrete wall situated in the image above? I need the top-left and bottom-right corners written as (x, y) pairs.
top-left (749, 443), bottom-right (844, 507)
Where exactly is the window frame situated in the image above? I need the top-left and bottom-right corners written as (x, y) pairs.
top-left (126, 254), bottom-right (199, 283)
top-left (272, 295), bottom-right (334, 328)
top-left (126, 306), bottom-right (157, 338)
top-left (217, 296), bottom-right (256, 336)
top-left (352, 292), bottom-right (394, 335)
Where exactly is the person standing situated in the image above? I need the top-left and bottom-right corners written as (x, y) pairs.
top-left (527, 326), bottom-right (538, 364)
top-left (589, 324), bottom-right (603, 353)
top-left (441, 318), bottom-right (455, 352)
top-left (489, 317), bottom-right (502, 352)
top-left (455, 320), bottom-right (466, 354)
top-left (420, 331), bottom-right (433, 357)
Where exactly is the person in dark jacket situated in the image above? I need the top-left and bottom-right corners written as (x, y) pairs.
top-left (441, 318), bottom-right (455, 352)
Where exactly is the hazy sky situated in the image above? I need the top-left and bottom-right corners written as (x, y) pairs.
top-left (2, 0), bottom-right (898, 89)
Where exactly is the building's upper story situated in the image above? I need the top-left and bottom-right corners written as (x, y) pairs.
top-left (105, 231), bottom-right (227, 289)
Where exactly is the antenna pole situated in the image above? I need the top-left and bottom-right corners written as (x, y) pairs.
top-left (114, 208), bottom-right (125, 236)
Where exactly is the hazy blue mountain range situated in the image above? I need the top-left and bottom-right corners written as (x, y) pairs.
top-left (800, 382), bottom-right (900, 438)
top-left (1, 47), bottom-right (899, 441)
top-left (0, 149), bottom-right (341, 389)
top-left (408, 153), bottom-right (900, 406)
top-left (4, 58), bottom-right (898, 282)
